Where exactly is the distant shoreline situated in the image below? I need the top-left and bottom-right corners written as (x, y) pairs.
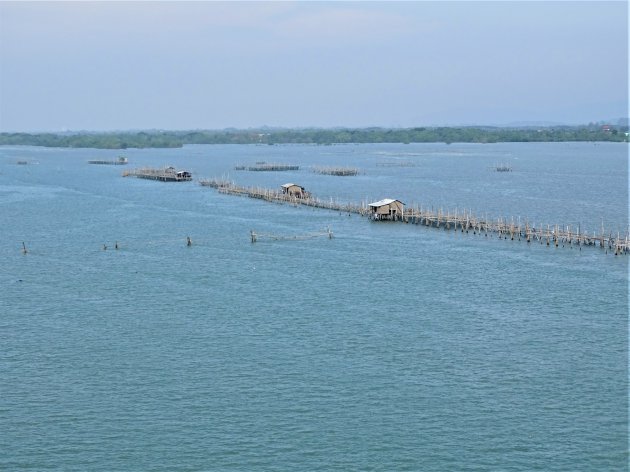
top-left (1, 125), bottom-right (627, 149)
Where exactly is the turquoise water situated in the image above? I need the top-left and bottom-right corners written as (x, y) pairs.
top-left (1, 142), bottom-right (628, 471)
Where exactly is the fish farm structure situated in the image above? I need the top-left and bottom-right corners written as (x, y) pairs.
top-left (200, 179), bottom-right (629, 256)
top-left (123, 166), bottom-right (192, 182)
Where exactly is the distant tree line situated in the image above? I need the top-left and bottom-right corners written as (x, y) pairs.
top-left (0, 131), bottom-right (183, 149)
top-left (1, 125), bottom-right (627, 149)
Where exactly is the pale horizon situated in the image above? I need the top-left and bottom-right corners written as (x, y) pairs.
top-left (1, 1), bottom-right (627, 133)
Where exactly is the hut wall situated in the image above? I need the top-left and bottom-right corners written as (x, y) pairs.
top-left (284, 185), bottom-right (304, 197)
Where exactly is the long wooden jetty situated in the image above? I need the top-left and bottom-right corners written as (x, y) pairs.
top-left (201, 180), bottom-right (629, 255)
top-left (123, 166), bottom-right (192, 182)
top-left (89, 156), bottom-right (128, 165)
top-left (312, 166), bottom-right (359, 176)
top-left (234, 163), bottom-right (299, 171)
top-left (199, 177), bottom-right (233, 188)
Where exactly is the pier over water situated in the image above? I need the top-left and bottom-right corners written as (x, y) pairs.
top-left (123, 166), bottom-right (192, 182)
top-left (200, 179), bottom-right (630, 256)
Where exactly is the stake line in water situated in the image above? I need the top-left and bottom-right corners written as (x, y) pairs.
top-left (202, 180), bottom-right (629, 257)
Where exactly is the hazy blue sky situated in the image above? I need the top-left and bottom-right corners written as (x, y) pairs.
top-left (0, 1), bottom-right (627, 131)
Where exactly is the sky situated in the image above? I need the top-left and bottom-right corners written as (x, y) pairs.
top-left (0, 1), bottom-right (627, 132)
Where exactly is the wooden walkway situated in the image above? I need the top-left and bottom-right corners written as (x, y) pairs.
top-left (204, 181), bottom-right (630, 255)
top-left (123, 167), bottom-right (192, 182)
top-left (234, 163), bottom-right (299, 171)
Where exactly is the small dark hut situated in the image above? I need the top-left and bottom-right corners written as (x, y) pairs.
top-left (281, 183), bottom-right (308, 198)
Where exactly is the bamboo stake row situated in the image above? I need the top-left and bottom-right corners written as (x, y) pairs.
top-left (207, 181), bottom-right (630, 255)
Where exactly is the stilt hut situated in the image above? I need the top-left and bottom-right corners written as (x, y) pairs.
top-left (122, 166), bottom-right (192, 182)
top-left (368, 198), bottom-right (405, 221)
top-left (281, 183), bottom-right (308, 198)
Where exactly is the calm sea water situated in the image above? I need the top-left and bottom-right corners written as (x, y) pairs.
top-left (1, 142), bottom-right (628, 471)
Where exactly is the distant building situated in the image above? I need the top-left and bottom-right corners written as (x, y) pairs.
top-left (175, 170), bottom-right (192, 180)
top-left (281, 183), bottom-right (307, 198)
top-left (602, 124), bottom-right (612, 132)
top-left (368, 198), bottom-right (405, 221)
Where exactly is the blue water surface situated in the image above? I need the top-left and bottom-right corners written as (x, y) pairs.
top-left (0, 142), bottom-right (627, 471)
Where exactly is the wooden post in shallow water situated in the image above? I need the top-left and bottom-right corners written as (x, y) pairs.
top-left (525, 221), bottom-right (531, 243)
top-left (546, 225), bottom-right (551, 246)
top-left (615, 231), bottom-right (621, 255)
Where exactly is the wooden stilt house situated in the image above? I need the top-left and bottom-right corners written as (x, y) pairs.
top-left (281, 183), bottom-right (308, 198)
top-left (368, 198), bottom-right (404, 221)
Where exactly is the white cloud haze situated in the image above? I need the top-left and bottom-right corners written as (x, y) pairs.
top-left (0, 1), bottom-right (627, 131)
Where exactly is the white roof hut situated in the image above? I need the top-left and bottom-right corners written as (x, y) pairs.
top-left (368, 198), bottom-right (404, 220)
